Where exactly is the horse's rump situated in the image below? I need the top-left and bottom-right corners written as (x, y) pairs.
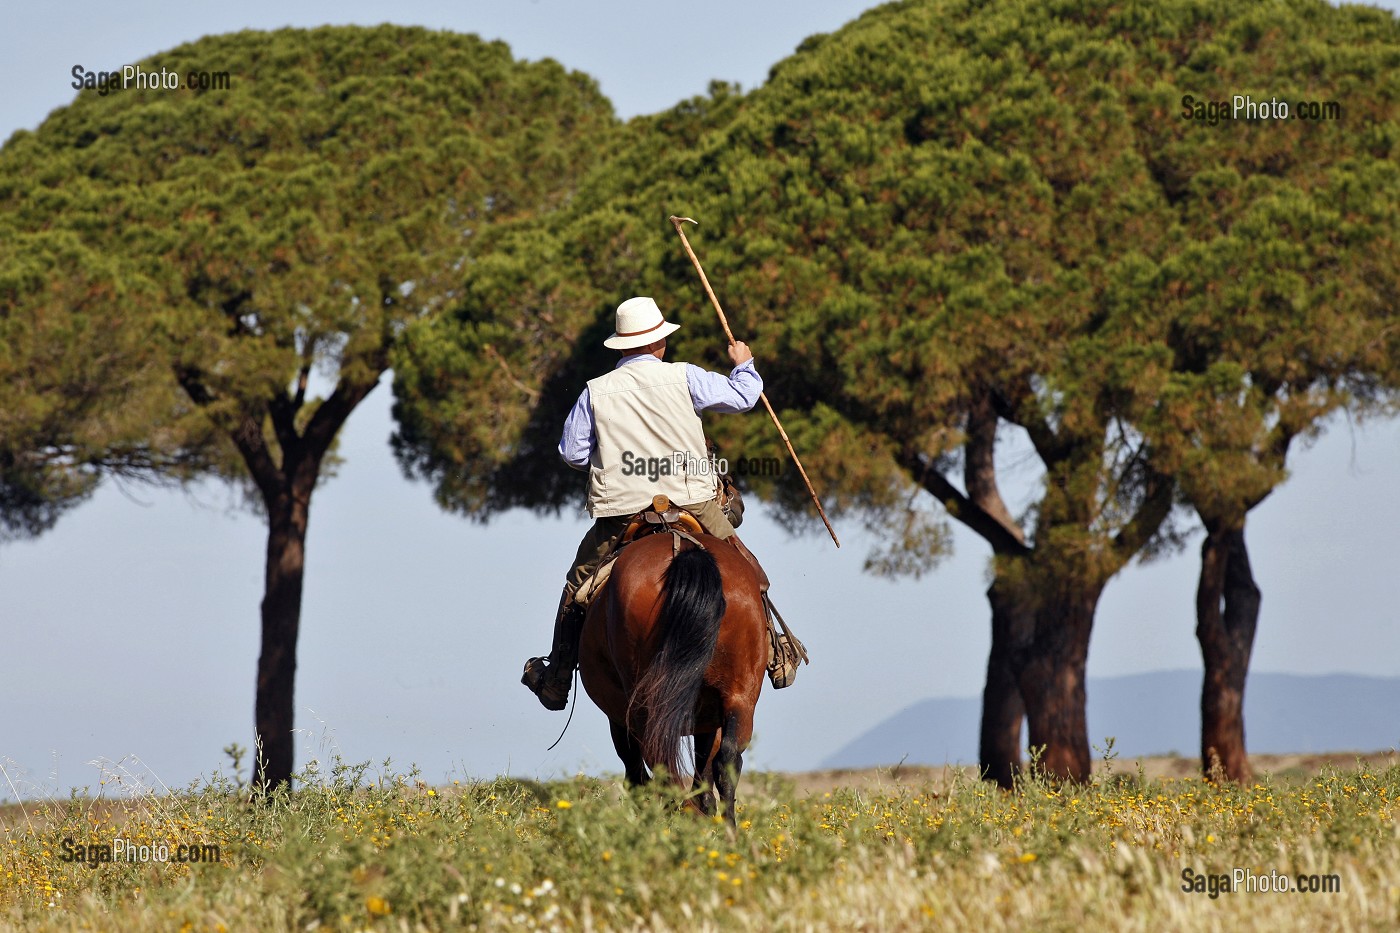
top-left (579, 531), bottom-right (767, 788)
top-left (631, 544), bottom-right (724, 779)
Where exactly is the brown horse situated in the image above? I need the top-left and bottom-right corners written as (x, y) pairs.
top-left (578, 530), bottom-right (768, 824)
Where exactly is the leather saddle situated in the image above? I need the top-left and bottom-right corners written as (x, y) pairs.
top-left (575, 496), bottom-right (702, 606)
top-left (620, 494), bottom-right (704, 543)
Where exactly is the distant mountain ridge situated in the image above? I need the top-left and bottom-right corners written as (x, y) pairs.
top-left (821, 671), bottom-right (1400, 770)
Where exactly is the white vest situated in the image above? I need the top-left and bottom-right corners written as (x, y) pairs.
top-left (585, 360), bottom-right (718, 518)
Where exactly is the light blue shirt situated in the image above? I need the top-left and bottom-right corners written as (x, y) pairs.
top-left (558, 354), bottom-right (763, 470)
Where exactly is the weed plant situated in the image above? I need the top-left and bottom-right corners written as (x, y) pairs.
top-left (2, 751), bottom-right (1397, 930)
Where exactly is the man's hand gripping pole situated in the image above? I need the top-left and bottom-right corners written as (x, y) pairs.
top-left (668, 215), bottom-right (840, 548)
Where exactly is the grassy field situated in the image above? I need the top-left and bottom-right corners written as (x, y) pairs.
top-left (2, 752), bottom-right (1398, 931)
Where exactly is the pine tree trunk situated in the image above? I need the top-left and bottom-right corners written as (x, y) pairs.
top-left (175, 371), bottom-right (377, 795)
top-left (252, 482), bottom-right (312, 791)
top-left (1017, 590), bottom-right (1098, 783)
top-left (1197, 524), bottom-right (1259, 783)
top-left (980, 575), bottom-right (1031, 788)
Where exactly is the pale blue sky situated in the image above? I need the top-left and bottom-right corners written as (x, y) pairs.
top-left (2, 1), bottom-right (1397, 798)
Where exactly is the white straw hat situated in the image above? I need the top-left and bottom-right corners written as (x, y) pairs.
top-left (603, 296), bottom-right (681, 350)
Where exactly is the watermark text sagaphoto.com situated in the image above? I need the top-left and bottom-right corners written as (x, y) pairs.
top-left (1180, 866), bottom-right (1341, 898)
top-left (619, 451), bottom-right (784, 482)
top-left (59, 837), bottom-right (222, 869)
top-left (1180, 94), bottom-right (1342, 125)
top-left (72, 64), bottom-right (232, 97)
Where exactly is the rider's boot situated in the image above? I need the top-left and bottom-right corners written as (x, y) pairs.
top-left (728, 535), bottom-right (804, 689)
top-left (522, 585), bottom-right (586, 711)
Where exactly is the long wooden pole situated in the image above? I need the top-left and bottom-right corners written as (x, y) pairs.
top-left (668, 215), bottom-right (840, 548)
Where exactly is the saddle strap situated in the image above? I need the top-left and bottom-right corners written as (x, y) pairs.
top-left (764, 593), bottom-right (810, 665)
top-left (668, 526), bottom-right (705, 555)
top-left (574, 551), bottom-right (620, 607)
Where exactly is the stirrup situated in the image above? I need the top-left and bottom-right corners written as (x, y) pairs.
top-left (763, 594), bottom-right (808, 690)
top-left (521, 657), bottom-right (570, 711)
top-left (768, 634), bottom-right (801, 689)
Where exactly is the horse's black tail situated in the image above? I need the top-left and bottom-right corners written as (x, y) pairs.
top-left (635, 544), bottom-right (726, 783)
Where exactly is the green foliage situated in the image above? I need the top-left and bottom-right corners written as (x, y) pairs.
top-left (1142, 159), bottom-right (1400, 525)
top-left (0, 230), bottom-right (215, 540)
top-left (396, 0), bottom-right (1399, 588)
top-left (0, 25), bottom-right (617, 520)
top-left (690, 0), bottom-right (1398, 573)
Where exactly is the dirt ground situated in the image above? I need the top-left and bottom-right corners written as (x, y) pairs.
top-left (761, 750), bottom-right (1400, 798)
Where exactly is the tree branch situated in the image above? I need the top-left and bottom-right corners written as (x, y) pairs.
top-left (228, 410), bottom-right (284, 506)
top-left (1245, 424), bottom-right (1297, 513)
top-left (964, 392), bottom-right (1026, 547)
top-left (266, 390), bottom-right (304, 468)
top-left (992, 383), bottom-right (1069, 467)
top-left (293, 360), bottom-right (311, 413)
top-left (176, 365), bottom-right (283, 504)
top-left (302, 375), bottom-right (380, 459)
top-left (1111, 467), bottom-right (1174, 568)
top-left (898, 448), bottom-right (1031, 557)
top-left (484, 343), bottom-right (541, 401)
top-left (173, 366), bottom-right (216, 408)
top-left (298, 321), bottom-right (392, 480)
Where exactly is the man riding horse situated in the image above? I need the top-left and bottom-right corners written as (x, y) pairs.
top-left (522, 296), bottom-right (793, 710)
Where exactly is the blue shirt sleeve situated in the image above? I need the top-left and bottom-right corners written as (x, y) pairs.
top-left (685, 359), bottom-right (763, 413)
top-left (557, 386), bottom-right (594, 470)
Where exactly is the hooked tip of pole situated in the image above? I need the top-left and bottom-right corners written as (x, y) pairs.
top-left (669, 215), bottom-right (698, 226)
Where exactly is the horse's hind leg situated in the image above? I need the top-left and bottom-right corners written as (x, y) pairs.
top-left (692, 731), bottom-right (721, 816)
top-left (609, 720), bottom-right (649, 787)
top-left (713, 709), bottom-right (752, 827)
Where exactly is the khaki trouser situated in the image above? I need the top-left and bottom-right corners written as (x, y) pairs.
top-left (566, 496), bottom-right (737, 590)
